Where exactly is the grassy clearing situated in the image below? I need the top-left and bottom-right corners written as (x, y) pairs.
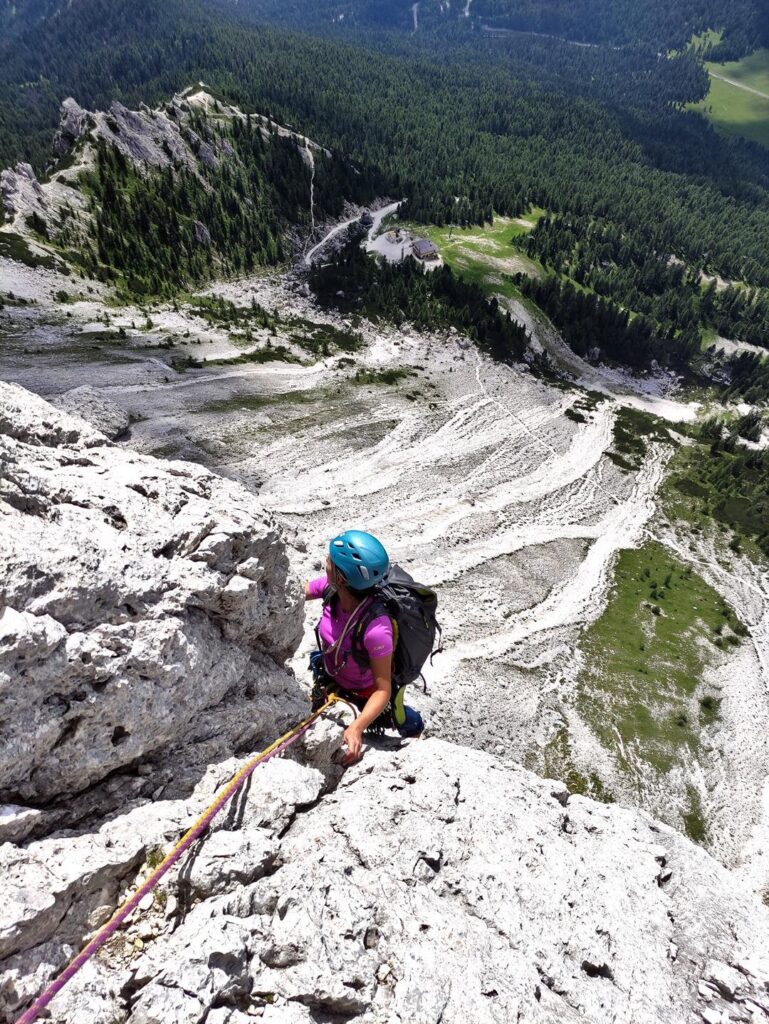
top-left (399, 210), bottom-right (545, 301)
top-left (542, 725), bottom-right (616, 803)
top-left (578, 541), bottom-right (744, 781)
top-left (204, 344), bottom-right (302, 367)
top-left (352, 366), bottom-right (416, 386)
top-left (663, 438), bottom-right (769, 563)
top-left (285, 317), bottom-right (363, 356)
top-left (689, 28), bottom-right (723, 53)
top-left (201, 388), bottom-right (319, 414)
top-left (670, 28), bottom-right (723, 57)
top-left (692, 48), bottom-right (769, 149)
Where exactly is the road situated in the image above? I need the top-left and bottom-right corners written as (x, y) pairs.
top-left (303, 201), bottom-right (401, 267)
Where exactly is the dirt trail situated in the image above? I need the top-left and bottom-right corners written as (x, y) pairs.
top-left (709, 71), bottom-right (769, 100)
top-left (303, 202), bottom-right (400, 267)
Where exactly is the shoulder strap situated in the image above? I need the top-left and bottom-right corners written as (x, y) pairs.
top-left (350, 595), bottom-right (391, 667)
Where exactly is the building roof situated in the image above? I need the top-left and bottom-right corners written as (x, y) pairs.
top-left (412, 238), bottom-right (439, 258)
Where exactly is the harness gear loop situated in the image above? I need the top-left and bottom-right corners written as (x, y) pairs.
top-left (15, 695), bottom-right (342, 1024)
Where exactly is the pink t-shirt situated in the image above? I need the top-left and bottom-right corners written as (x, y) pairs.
top-left (308, 577), bottom-right (393, 693)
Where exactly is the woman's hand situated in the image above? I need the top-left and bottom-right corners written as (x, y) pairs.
top-left (342, 722), bottom-right (365, 765)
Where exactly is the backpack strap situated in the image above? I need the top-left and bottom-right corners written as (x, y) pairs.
top-left (349, 595), bottom-right (390, 669)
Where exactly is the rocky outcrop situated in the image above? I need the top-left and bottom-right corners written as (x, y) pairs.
top-left (2, 383), bottom-right (769, 1024)
top-left (1, 87), bottom-right (335, 257)
top-left (0, 163), bottom-right (47, 225)
top-left (193, 220), bottom-right (212, 247)
top-left (53, 98), bottom-right (91, 158)
top-left (51, 385), bottom-right (131, 440)
top-left (2, 737), bottom-right (769, 1023)
top-left (97, 100), bottom-right (198, 171)
top-left (0, 382), bottom-right (305, 805)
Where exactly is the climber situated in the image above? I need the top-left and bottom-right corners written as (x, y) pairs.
top-left (306, 530), bottom-right (425, 765)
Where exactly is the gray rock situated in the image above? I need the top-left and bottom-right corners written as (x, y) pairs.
top-left (5, 740), bottom-right (769, 1024)
top-left (53, 99), bottom-right (91, 158)
top-left (704, 959), bottom-right (746, 998)
top-left (198, 142), bottom-right (219, 171)
top-left (0, 806), bottom-right (42, 846)
top-left (183, 828), bottom-right (277, 900)
top-left (51, 386), bottom-right (131, 440)
top-left (0, 163), bottom-right (46, 221)
top-left (0, 382), bottom-right (304, 804)
top-left (193, 220), bottom-right (212, 247)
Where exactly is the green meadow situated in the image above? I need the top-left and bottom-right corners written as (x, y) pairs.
top-left (693, 48), bottom-right (769, 149)
top-left (397, 210), bottom-right (545, 300)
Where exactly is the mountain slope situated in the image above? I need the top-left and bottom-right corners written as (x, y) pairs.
top-left (0, 0), bottom-right (65, 40)
top-left (1, 89), bottom-right (372, 295)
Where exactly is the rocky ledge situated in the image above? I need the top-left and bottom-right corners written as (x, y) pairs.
top-left (1, 384), bottom-right (768, 1024)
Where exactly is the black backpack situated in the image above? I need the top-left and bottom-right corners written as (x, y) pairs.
top-left (322, 564), bottom-right (442, 690)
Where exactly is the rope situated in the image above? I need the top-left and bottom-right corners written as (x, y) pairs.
top-left (15, 695), bottom-right (342, 1024)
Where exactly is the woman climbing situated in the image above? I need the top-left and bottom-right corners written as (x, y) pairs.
top-left (306, 530), bottom-right (426, 765)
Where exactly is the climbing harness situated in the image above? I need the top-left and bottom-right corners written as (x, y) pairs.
top-left (15, 695), bottom-right (349, 1024)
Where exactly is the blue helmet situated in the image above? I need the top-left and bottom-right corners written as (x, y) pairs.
top-left (329, 530), bottom-right (390, 591)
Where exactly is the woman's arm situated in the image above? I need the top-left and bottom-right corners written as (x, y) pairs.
top-left (306, 578), bottom-right (326, 600)
top-left (342, 654), bottom-right (392, 765)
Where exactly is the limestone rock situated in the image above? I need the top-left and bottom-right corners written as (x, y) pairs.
top-left (0, 806), bottom-right (42, 846)
top-left (0, 163), bottom-right (47, 223)
top-left (5, 740), bottom-right (769, 1024)
top-left (53, 99), bottom-right (91, 158)
top-left (0, 755), bottom-right (328, 1021)
top-left (198, 142), bottom-right (219, 170)
top-left (193, 220), bottom-right (212, 247)
top-left (0, 382), bottom-right (305, 804)
top-left (51, 386), bottom-right (131, 440)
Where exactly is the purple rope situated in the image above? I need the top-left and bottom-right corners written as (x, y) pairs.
top-left (15, 703), bottom-right (331, 1024)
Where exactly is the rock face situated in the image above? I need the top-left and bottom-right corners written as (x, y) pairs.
top-left (2, 737), bottom-right (769, 1023)
top-left (193, 219), bottom-right (212, 247)
top-left (51, 385), bottom-right (131, 440)
top-left (0, 163), bottom-right (47, 224)
top-left (53, 98), bottom-right (91, 158)
top-left (2, 383), bottom-right (769, 1024)
top-left (0, 382), bottom-right (304, 804)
